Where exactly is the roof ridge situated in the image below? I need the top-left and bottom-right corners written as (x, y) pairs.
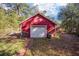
top-left (20, 13), bottom-right (57, 26)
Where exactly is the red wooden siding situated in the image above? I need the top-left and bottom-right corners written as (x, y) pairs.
top-left (20, 13), bottom-right (57, 37)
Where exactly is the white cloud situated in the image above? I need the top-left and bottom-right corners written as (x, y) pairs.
top-left (33, 3), bottom-right (67, 11)
top-left (33, 3), bottom-right (67, 19)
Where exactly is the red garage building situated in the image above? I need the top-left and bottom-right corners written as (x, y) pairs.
top-left (19, 13), bottom-right (58, 38)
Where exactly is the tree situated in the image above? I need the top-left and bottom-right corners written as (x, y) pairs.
top-left (58, 3), bottom-right (79, 35)
top-left (0, 3), bottom-right (39, 30)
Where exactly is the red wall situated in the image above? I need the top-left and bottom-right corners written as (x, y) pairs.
top-left (20, 14), bottom-right (56, 37)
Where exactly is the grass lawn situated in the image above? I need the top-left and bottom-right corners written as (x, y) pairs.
top-left (0, 38), bottom-right (25, 56)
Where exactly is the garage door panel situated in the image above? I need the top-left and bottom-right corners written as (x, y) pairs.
top-left (30, 25), bottom-right (47, 38)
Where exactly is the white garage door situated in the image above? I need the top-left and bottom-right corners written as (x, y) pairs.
top-left (30, 25), bottom-right (47, 38)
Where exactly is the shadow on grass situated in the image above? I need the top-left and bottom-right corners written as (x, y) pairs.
top-left (27, 39), bottom-right (72, 56)
top-left (25, 34), bottom-right (79, 56)
top-left (0, 32), bottom-right (23, 43)
top-left (0, 33), bottom-right (79, 56)
top-left (0, 33), bottom-right (25, 56)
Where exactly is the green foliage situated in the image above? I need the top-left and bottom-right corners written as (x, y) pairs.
top-left (0, 9), bottom-right (19, 30)
top-left (0, 39), bottom-right (24, 56)
top-left (0, 9), bottom-right (6, 29)
top-left (59, 4), bottom-right (79, 35)
top-left (0, 3), bottom-right (37, 31)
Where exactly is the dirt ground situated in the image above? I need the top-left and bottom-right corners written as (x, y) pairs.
top-left (23, 33), bottom-right (79, 56)
top-left (0, 32), bottom-right (79, 56)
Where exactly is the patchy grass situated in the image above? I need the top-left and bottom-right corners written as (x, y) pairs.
top-left (27, 38), bottom-right (73, 56)
top-left (0, 31), bottom-right (79, 56)
top-left (0, 38), bottom-right (25, 56)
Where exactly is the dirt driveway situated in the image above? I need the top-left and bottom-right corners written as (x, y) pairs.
top-left (0, 32), bottom-right (79, 56)
top-left (24, 33), bottom-right (79, 56)
top-left (62, 33), bottom-right (79, 55)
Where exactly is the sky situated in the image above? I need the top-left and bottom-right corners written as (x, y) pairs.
top-left (1, 3), bottom-right (67, 19)
top-left (33, 3), bottom-right (67, 20)
top-left (1, 3), bottom-right (67, 23)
